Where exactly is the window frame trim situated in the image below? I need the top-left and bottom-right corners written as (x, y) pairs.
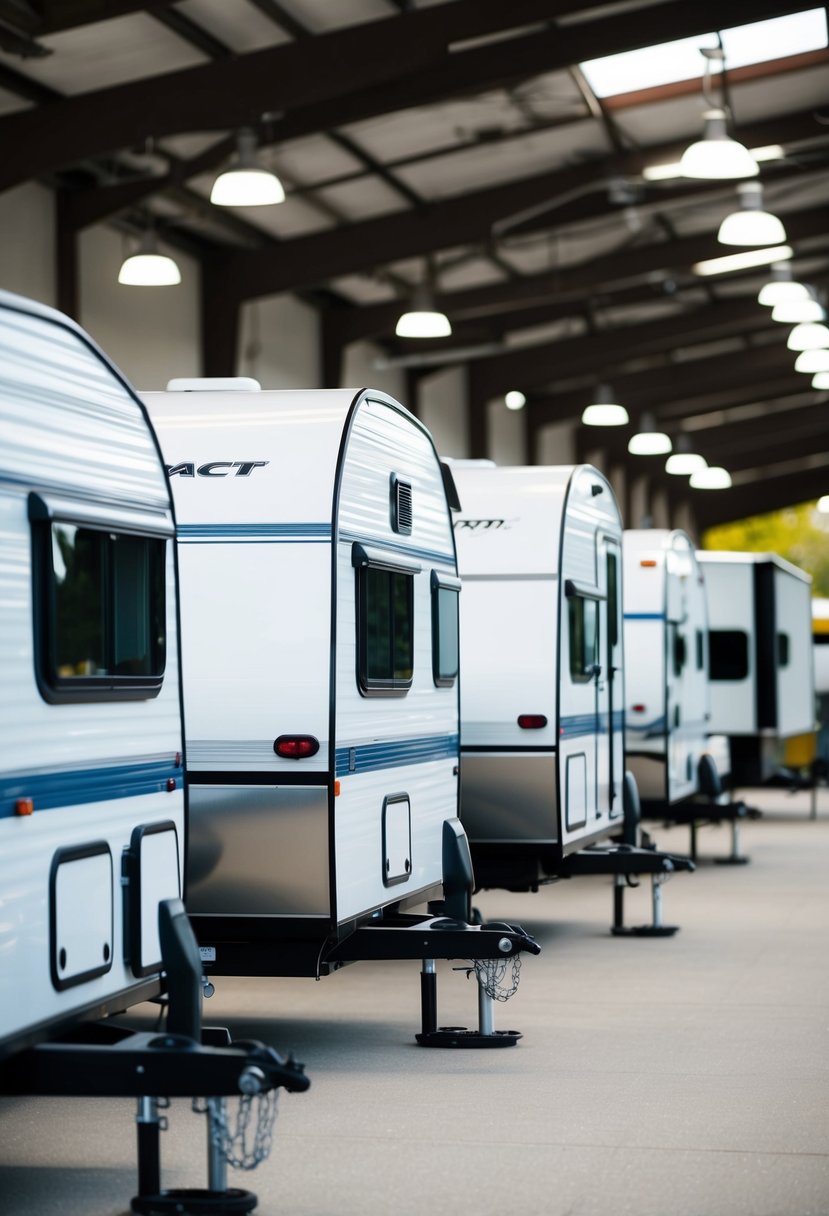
top-left (430, 569), bottom-right (461, 688)
top-left (352, 542), bottom-right (418, 698)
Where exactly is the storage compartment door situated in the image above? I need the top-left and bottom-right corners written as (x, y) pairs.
top-left (50, 844), bottom-right (113, 990)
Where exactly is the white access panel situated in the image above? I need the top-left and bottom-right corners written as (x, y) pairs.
top-left (775, 566), bottom-right (815, 738)
top-left (703, 559), bottom-right (756, 734)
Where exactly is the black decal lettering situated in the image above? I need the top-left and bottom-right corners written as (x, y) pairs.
top-left (232, 461), bottom-right (269, 476)
top-left (166, 463), bottom-right (195, 477)
top-left (198, 462), bottom-right (233, 477)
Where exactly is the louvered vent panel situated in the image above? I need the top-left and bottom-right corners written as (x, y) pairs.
top-left (392, 477), bottom-right (413, 535)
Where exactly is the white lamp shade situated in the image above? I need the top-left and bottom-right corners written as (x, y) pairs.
top-left (787, 322), bottom-right (829, 351)
top-left (758, 277), bottom-right (809, 306)
top-left (581, 403), bottom-right (629, 426)
top-left (628, 430), bottom-right (672, 455)
top-left (665, 451), bottom-right (707, 475)
top-left (118, 251), bottom-right (181, 286)
top-left (818, 495), bottom-right (829, 512)
top-left (812, 372), bottom-right (829, 390)
top-left (395, 309), bottom-right (452, 338)
top-left (505, 390), bottom-right (526, 411)
top-left (210, 167), bottom-right (285, 206)
top-left (690, 466), bottom-right (732, 489)
top-left (717, 208), bottom-right (786, 246)
top-left (679, 110), bottom-right (759, 180)
top-left (771, 297), bottom-right (826, 323)
top-left (794, 348), bottom-right (829, 374)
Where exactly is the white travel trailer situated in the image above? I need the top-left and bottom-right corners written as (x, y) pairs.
top-left (451, 463), bottom-right (693, 931)
top-left (144, 381), bottom-right (537, 1046)
top-left (813, 598), bottom-right (829, 773)
top-left (623, 529), bottom-right (711, 805)
top-left (0, 296), bottom-right (308, 1214)
top-left (0, 290), bottom-right (185, 1060)
top-left (698, 551), bottom-right (815, 786)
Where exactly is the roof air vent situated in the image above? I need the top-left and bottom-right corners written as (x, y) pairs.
top-left (391, 475), bottom-right (413, 536)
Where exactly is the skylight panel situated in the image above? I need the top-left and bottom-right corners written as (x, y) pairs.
top-left (580, 9), bottom-right (827, 99)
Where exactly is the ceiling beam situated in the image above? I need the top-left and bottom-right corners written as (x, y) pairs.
top-left (693, 460), bottom-right (829, 528)
top-left (0, 0), bottom-right (817, 197)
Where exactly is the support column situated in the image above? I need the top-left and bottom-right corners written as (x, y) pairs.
top-left (201, 266), bottom-right (241, 376)
top-left (55, 191), bottom-right (79, 320)
top-left (320, 311), bottom-right (345, 389)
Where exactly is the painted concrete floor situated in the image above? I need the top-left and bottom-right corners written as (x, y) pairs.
top-left (1, 786), bottom-right (827, 1216)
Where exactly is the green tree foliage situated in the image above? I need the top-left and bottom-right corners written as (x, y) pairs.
top-left (702, 501), bottom-right (829, 595)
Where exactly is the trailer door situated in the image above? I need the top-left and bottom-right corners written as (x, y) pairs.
top-left (598, 534), bottom-right (623, 818)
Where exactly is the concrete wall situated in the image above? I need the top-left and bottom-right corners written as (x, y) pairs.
top-left (536, 420), bottom-right (576, 466)
top-left (0, 183), bottom-right (56, 308)
top-left (343, 340), bottom-right (406, 401)
top-left (238, 295), bottom-right (319, 388)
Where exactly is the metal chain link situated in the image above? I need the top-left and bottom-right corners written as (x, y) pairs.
top-left (192, 1090), bottom-right (279, 1171)
top-left (473, 953), bottom-right (522, 1002)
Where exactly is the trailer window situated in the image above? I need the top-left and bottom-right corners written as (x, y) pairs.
top-left (357, 565), bottom-right (414, 695)
top-left (568, 595), bottom-right (598, 682)
top-left (671, 627), bottom-right (687, 676)
top-left (696, 629), bottom-right (705, 670)
top-left (777, 632), bottom-right (790, 667)
top-left (709, 629), bottom-right (749, 681)
top-left (431, 573), bottom-right (460, 688)
top-left (606, 551), bottom-right (619, 648)
top-left (36, 522), bottom-right (166, 701)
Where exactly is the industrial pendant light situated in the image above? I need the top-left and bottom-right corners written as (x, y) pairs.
top-left (794, 348), bottom-right (829, 374)
top-left (395, 267), bottom-right (451, 338)
top-left (504, 390), bottom-right (527, 411)
top-left (787, 322), bottom-right (829, 352)
top-left (679, 108), bottom-right (759, 180)
top-left (690, 466), bottom-right (732, 489)
top-left (665, 434), bottom-right (707, 475)
top-left (628, 412), bottom-right (671, 455)
top-left (717, 182), bottom-right (786, 247)
top-left (812, 371), bottom-right (829, 390)
top-left (758, 262), bottom-right (809, 307)
top-left (210, 129), bottom-right (285, 206)
top-left (771, 291), bottom-right (826, 324)
top-left (117, 229), bottom-right (181, 286)
top-left (581, 384), bottom-right (629, 426)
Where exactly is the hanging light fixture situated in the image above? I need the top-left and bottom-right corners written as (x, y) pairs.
top-left (665, 434), bottom-right (707, 475)
top-left (690, 466), bottom-right (732, 489)
top-left (771, 291), bottom-right (826, 324)
top-left (395, 269), bottom-right (451, 338)
top-left (118, 229), bottom-right (181, 286)
top-left (794, 348), bottom-right (829, 374)
top-left (581, 384), bottom-right (629, 426)
top-left (679, 108), bottom-right (759, 180)
top-left (717, 182), bottom-right (786, 247)
top-left (628, 412), bottom-right (671, 455)
top-left (787, 322), bottom-right (829, 352)
top-left (210, 129), bottom-right (285, 206)
top-left (504, 390), bottom-right (527, 411)
top-left (818, 495), bottom-right (829, 513)
top-left (758, 262), bottom-right (809, 307)
top-left (812, 372), bottom-right (829, 390)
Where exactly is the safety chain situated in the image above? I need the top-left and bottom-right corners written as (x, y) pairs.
top-left (473, 953), bottom-right (522, 1002)
top-left (192, 1090), bottom-right (279, 1171)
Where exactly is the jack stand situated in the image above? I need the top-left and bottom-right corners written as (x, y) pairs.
top-left (611, 872), bottom-right (679, 937)
top-left (714, 816), bottom-right (750, 866)
top-left (415, 957), bottom-right (521, 1048)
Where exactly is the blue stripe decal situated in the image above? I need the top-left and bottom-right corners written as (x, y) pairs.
top-left (560, 711), bottom-right (625, 739)
top-left (623, 612), bottom-right (665, 620)
top-left (336, 734), bottom-right (459, 777)
top-left (627, 715), bottom-right (668, 737)
top-left (338, 531), bottom-right (456, 568)
top-left (1, 760), bottom-right (181, 818)
top-left (178, 523), bottom-right (330, 543)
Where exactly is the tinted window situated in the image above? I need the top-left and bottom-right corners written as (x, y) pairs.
top-left (777, 632), bottom-right (790, 667)
top-left (709, 629), bottom-right (749, 681)
top-left (696, 629), bottom-right (705, 670)
top-left (671, 627), bottom-right (687, 677)
top-left (358, 566), bottom-right (414, 695)
top-left (569, 595), bottom-right (598, 681)
top-left (39, 522), bottom-right (166, 699)
top-left (606, 552), bottom-right (618, 648)
top-left (432, 582), bottom-right (459, 687)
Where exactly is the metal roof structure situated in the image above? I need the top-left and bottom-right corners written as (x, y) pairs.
top-left (1, 0), bottom-right (827, 528)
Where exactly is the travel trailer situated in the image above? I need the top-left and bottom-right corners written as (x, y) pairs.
top-left (623, 529), bottom-right (710, 807)
top-left (0, 294), bottom-right (308, 1214)
top-left (0, 290), bottom-right (185, 1060)
top-left (451, 462), bottom-right (692, 930)
top-left (813, 598), bottom-right (829, 773)
top-left (624, 530), bottom-right (755, 862)
top-left (698, 552), bottom-right (815, 786)
top-left (144, 381), bottom-right (537, 1046)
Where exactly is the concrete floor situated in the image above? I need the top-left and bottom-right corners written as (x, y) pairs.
top-left (1, 786), bottom-right (828, 1216)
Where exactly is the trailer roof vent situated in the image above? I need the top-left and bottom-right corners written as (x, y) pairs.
top-left (391, 475), bottom-right (413, 535)
top-left (166, 377), bottom-right (261, 392)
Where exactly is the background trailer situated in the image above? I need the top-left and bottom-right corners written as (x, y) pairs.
top-left (144, 381), bottom-right (537, 1046)
top-left (698, 552), bottom-right (816, 788)
top-left (451, 463), bottom-right (692, 934)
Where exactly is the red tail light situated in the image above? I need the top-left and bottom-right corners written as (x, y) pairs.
top-left (518, 714), bottom-right (547, 730)
top-left (274, 735), bottom-right (320, 759)
top-left (632, 704), bottom-right (646, 713)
